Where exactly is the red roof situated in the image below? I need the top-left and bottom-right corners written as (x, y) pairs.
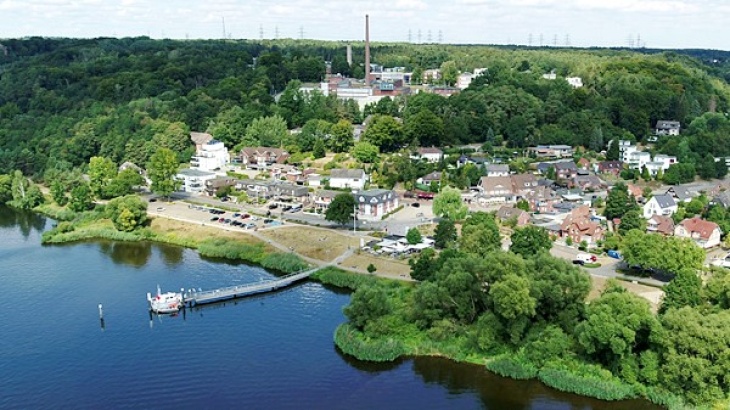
top-left (678, 217), bottom-right (720, 240)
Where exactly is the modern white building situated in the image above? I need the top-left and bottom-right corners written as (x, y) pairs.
top-left (566, 77), bottom-right (583, 88)
top-left (190, 139), bottom-right (229, 172)
top-left (620, 140), bottom-right (677, 176)
top-left (176, 168), bottom-right (217, 193)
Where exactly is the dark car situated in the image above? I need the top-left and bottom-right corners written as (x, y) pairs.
top-left (233, 213), bottom-right (241, 218)
top-left (231, 220), bottom-right (242, 226)
top-left (149, 198), bottom-right (157, 202)
top-left (210, 216), bottom-right (220, 221)
top-left (268, 203), bottom-right (278, 210)
top-left (241, 214), bottom-right (251, 219)
top-left (263, 218), bottom-right (274, 224)
top-left (412, 202), bottom-right (420, 208)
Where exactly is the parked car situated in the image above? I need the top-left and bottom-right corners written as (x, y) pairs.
top-left (412, 202), bottom-right (420, 208)
top-left (263, 218), bottom-right (274, 224)
top-left (245, 223), bottom-right (256, 229)
top-left (268, 203), bottom-right (278, 210)
top-left (241, 214), bottom-right (250, 219)
top-left (210, 216), bottom-right (220, 222)
top-left (233, 213), bottom-right (241, 218)
top-left (607, 250), bottom-right (622, 259)
top-left (573, 253), bottom-right (597, 265)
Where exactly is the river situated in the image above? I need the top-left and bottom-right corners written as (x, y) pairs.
top-left (0, 206), bottom-right (661, 409)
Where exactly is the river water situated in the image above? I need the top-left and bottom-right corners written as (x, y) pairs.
top-left (0, 207), bottom-right (660, 409)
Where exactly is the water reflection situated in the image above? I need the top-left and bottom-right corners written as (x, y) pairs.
top-left (0, 205), bottom-right (47, 238)
top-left (98, 241), bottom-right (152, 268)
top-left (412, 357), bottom-right (662, 410)
top-left (158, 243), bottom-right (184, 267)
top-left (335, 346), bottom-right (406, 373)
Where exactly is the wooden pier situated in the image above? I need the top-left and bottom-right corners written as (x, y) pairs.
top-left (182, 267), bottom-right (318, 306)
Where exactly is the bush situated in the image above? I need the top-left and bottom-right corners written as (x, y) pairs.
top-left (334, 323), bottom-right (406, 362)
top-left (259, 252), bottom-right (309, 273)
top-left (311, 267), bottom-right (377, 290)
top-left (198, 238), bottom-right (267, 264)
top-left (57, 221), bottom-right (75, 233)
top-left (538, 359), bottom-right (636, 401)
top-left (486, 354), bottom-right (538, 380)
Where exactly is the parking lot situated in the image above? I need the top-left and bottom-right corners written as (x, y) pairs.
top-left (147, 200), bottom-right (286, 232)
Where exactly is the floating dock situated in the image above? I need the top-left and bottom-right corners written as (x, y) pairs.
top-left (181, 268), bottom-right (318, 307)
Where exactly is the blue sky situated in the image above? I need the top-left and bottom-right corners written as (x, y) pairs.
top-left (0, 0), bottom-right (727, 50)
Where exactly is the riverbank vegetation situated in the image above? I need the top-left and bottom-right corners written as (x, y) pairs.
top-left (335, 212), bottom-right (730, 409)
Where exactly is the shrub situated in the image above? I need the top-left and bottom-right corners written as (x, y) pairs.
top-left (57, 221), bottom-right (75, 233)
top-left (538, 359), bottom-right (636, 401)
top-left (486, 354), bottom-right (538, 380)
top-left (198, 238), bottom-right (267, 264)
top-left (311, 267), bottom-right (377, 290)
top-left (259, 252), bottom-right (309, 273)
top-left (334, 323), bottom-right (406, 362)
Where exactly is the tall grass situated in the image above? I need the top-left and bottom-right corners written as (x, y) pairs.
top-left (260, 252), bottom-right (310, 273)
top-left (537, 359), bottom-right (636, 401)
top-left (311, 267), bottom-right (377, 290)
top-left (198, 238), bottom-right (267, 264)
top-left (334, 323), bottom-right (406, 362)
top-left (485, 354), bottom-right (538, 380)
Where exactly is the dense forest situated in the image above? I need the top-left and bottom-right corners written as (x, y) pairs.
top-left (1, 36), bottom-right (730, 181)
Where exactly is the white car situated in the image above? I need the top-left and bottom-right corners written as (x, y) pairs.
top-left (573, 253), bottom-right (597, 265)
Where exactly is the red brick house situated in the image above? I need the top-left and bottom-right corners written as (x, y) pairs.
top-left (560, 206), bottom-right (604, 245)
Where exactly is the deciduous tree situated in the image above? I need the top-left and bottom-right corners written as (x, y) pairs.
top-left (146, 148), bottom-right (180, 200)
top-left (510, 226), bottom-right (552, 258)
top-left (325, 193), bottom-right (356, 226)
top-left (433, 186), bottom-right (467, 220)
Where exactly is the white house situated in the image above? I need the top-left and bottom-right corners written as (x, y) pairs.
top-left (329, 169), bottom-right (367, 190)
top-left (642, 194), bottom-right (677, 219)
top-left (354, 189), bottom-right (399, 220)
top-left (457, 72), bottom-right (474, 90)
top-left (674, 217), bottom-right (722, 249)
top-left (176, 168), bottom-right (217, 193)
top-left (655, 120), bottom-right (681, 136)
top-left (190, 139), bottom-right (229, 172)
top-left (412, 147), bottom-right (443, 163)
top-left (566, 77), bottom-right (583, 88)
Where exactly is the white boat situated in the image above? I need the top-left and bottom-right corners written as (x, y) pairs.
top-left (147, 285), bottom-right (183, 314)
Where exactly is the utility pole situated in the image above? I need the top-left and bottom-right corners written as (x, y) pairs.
top-left (353, 204), bottom-right (357, 234)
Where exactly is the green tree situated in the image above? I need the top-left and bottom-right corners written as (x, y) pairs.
top-left (343, 283), bottom-right (391, 330)
top-left (312, 138), bottom-right (326, 159)
top-left (433, 186), bottom-right (467, 220)
top-left (244, 115), bottom-right (289, 148)
top-left (362, 115), bottom-right (404, 152)
top-left (50, 180), bottom-right (68, 206)
top-left (575, 291), bottom-right (658, 371)
top-left (69, 183), bottom-right (93, 212)
top-left (406, 227), bottom-right (422, 244)
top-left (88, 156), bottom-right (117, 199)
top-left (146, 148), bottom-right (180, 200)
top-left (404, 109), bottom-right (444, 147)
top-left (697, 153), bottom-right (718, 180)
top-left (366, 263), bottom-right (377, 274)
top-left (325, 193), bottom-right (356, 226)
top-left (604, 182), bottom-right (638, 220)
top-left (459, 212), bottom-right (501, 257)
top-left (641, 165), bottom-right (651, 181)
top-left (589, 127), bottom-right (604, 152)
top-left (620, 230), bottom-right (705, 274)
top-left (104, 168), bottom-right (145, 198)
top-left (351, 141), bottom-right (379, 163)
top-left (105, 195), bottom-right (148, 231)
top-left (440, 60), bottom-right (458, 86)
top-left (329, 119), bottom-right (354, 153)
top-left (617, 209), bottom-right (646, 235)
top-left (409, 247), bottom-right (437, 281)
top-left (433, 217), bottom-right (457, 249)
top-left (606, 139), bottom-right (620, 161)
top-left (545, 166), bottom-right (557, 181)
top-left (0, 174), bottom-right (12, 204)
top-left (9, 170), bottom-right (44, 210)
top-left (657, 307), bottom-right (730, 405)
top-left (516, 199), bottom-right (530, 212)
top-left (510, 226), bottom-right (552, 258)
top-left (659, 268), bottom-right (703, 314)
top-left (490, 273), bottom-right (536, 343)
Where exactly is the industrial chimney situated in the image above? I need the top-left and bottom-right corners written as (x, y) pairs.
top-left (365, 14), bottom-right (371, 86)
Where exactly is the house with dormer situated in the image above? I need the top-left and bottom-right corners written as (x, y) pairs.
top-left (560, 206), bottom-right (604, 245)
top-left (674, 217), bottom-right (722, 248)
top-left (478, 176), bottom-right (515, 203)
top-left (354, 189), bottom-right (399, 220)
top-left (642, 194), bottom-right (677, 219)
top-left (411, 147), bottom-right (443, 163)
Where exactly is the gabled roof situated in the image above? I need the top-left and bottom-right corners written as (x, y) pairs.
top-left (486, 164), bottom-right (510, 173)
top-left (330, 168), bottom-right (366, 179)
top-left (496, 206), bottom-right (528, 221)
top-left (648, 215), bottom-right (674, 235)
top-left (666, 186), bottom-right (693, 201)
top-left (421, 171), bottom-right (442, 182)
top-left (651, 194), bottom-right (676, 209)
top-left (555, 161), bottom-right (578, 171)
top-left (656, 120), bottom-right (680, 129)
top-left (355, 189), bottom-right (397, 203)
top-left (678, 217), bottom-right (721, 240)
top-left (598, 161), bottom-right (623, 171)
top-left (511, 173), bottom-right (538, 190)
top-left (479, 176), bottom-right (513, 194)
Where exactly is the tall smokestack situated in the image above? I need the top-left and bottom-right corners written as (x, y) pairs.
top-left (365, 14), bottom-right (371, 86)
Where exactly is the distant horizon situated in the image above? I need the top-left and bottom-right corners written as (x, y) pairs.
top-left (1, 0), bottom-right (728, 51)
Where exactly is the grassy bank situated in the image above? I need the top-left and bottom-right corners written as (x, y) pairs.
top-left (39, 210), bottom-right (311, 274)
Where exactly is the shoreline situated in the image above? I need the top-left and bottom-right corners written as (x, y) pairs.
top-left (28, 204), bottom-right (695, 409)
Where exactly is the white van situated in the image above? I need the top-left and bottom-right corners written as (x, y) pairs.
top-left (573, 253), bottom-right (597, 265)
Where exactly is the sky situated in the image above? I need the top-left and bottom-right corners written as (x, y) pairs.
top-left (0, 0), bottom-right (728, 50)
